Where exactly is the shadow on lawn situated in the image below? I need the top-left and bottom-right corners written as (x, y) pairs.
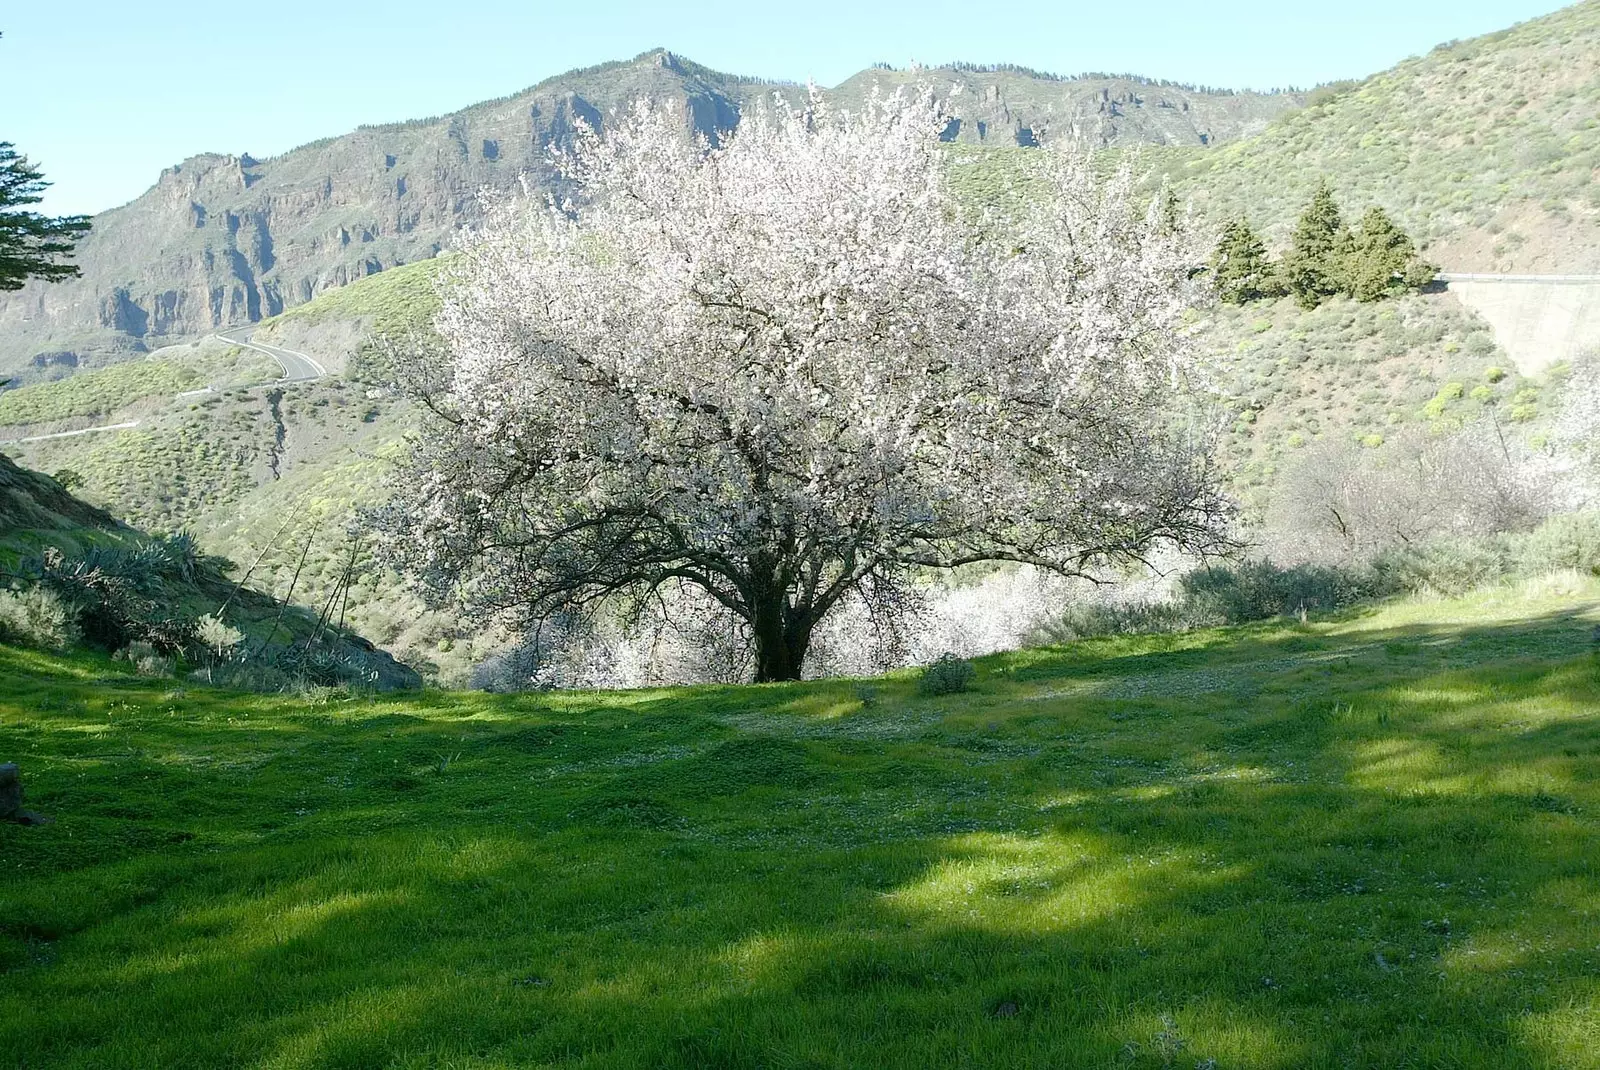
top-left (1, 606), bottom-right (1597, 1068)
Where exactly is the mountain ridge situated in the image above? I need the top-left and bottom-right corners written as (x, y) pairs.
top-left (0, 50), bottom-right (1305, 376)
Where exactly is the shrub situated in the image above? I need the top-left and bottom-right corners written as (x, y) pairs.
top-left (917, 653), bottom-right (976, 696)
top-left (1037, 601), bottom-right (1195, 642)
top-left (116, 640), bottom-right (175, 678)
top-left (0, 586), bottom-right (81, 652)
top-left (1179, 560), bottom-right (1384, 625)
top-left (1374, 539), bottom-right (1509, 596)
top-left (18, 537), bottom-right (213, 654)
top-left (1513, 512), bottom-right (1600, 575)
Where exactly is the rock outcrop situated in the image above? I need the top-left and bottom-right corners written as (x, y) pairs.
top-left (0, 52), bottom-right (1304, 374)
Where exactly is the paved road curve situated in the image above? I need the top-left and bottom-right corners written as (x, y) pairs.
top-left (1, 330), bottom-right (329, 446)
top-left (215, 326), bottom-right (327, 382)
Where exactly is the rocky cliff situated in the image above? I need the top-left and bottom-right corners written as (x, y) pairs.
top-left (0, 50), bottom-right (1304, 374)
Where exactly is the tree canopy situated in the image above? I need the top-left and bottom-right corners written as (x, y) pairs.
top-left (1211, 219), bottom-right (1276, 305)
top-left (1284, 181), bottom-right (1345, 309)
top-left (387, 91), bottom-right (1230, 681)
top-left (1212, 186), bottom-right (1435, 308)
top-left (0, 143), bottom-right (90, 291)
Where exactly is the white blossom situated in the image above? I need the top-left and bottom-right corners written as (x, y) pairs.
top-left (388, 87), bottom-right (1229, 681)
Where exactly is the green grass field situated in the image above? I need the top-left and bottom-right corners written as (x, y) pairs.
top-left (3, 578), bottom-right (1599, 1068)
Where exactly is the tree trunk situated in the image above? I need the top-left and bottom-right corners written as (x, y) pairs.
top-left (750, 596), bottom-right (811, 683)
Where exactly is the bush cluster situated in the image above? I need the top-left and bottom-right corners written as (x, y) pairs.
top-left (1038, 512), bottom-right (1600, 641)
top-left (917, 653), bottom-right (976, 696)
top-left (1373, 512), bottom-right (1600, 596)
top-left (1179, 560), bottom-right (1380, 622)
top-left (0, 586), bottom-right (80, 651)
top-left (13, 536), bottom-right (204, 653)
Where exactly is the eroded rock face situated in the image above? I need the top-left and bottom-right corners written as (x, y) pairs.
top-left (0, 55), bottom-right (773, 372)
top-left (0, 53), bottom-right (1303, 374)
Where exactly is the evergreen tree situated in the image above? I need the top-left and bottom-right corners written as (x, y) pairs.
top-left (0, 143), bottom-right (90, 291)
top-left (1341, 205), bottom-right (1435, 301)
top-left (1210, 219), bottom-right (1273, 305)
top-left (1154, 185), bottom-right (1181, 237)
top-left (1283, 180), bottom-right (1344, 309)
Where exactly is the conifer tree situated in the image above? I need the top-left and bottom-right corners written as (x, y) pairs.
top-left (0, 143), bottom-right (90, 291)
top-left (1341, 205), bottom-right (1435, 301)
top-left (1284, 181), bottom-right (1344, 309)
top-left (1155, 185), bottom-right (1181, 237)
top-left (1210, 219), bottom-right (1273, 305)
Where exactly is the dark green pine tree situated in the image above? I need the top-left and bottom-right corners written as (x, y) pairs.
top-left (1210, 218), bottom-right (1274, 304)
top-left (1154, 185), bottom-right (1181, 237)
top-left (0, 143), bottom-right (91, 291)
top-left (1342, 205), bottom-right (1436, 301)
top-left (1283, 180), bottom-right (1345, 309)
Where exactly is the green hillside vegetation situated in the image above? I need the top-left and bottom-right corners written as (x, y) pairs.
top-left (8, 376), bottom-right (392, 531)
top-left (273, 256), bottom-right (448, 340)
top-left (197, 419), bottom-right (509, 683)
top-left (12, 390), bottom-right (280, 534)
top-left (942, 145), bottom-right (1550, 516)
top-left (0, 345), bottom-right (275, 429)
top-left (1201, 291), bottom-right (1537, 507)
top-left (0, 452), bottom-right (418, 689)
top-left (0, 345), bottom-right (476, 677)
top-left (1173, 2), bottom-right (1600, 269)
top-left (0, 453), bottom-right (129, 565)
top-left (3, 577), bottom-right (1598, 1066)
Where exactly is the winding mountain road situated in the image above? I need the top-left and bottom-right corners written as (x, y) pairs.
top-left (215, 326), bottom-right (327, 382)
top-left (0, 328), bottom-right (329, 446)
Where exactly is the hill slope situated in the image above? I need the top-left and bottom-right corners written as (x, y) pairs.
top-left (0, 450), bottom-right (419, 689)
top-left (0, 52), bottom-right (1300, 375)
top-left (2, 579), bottom-right (1597, 1066)
top-left (1173, 1), bottom-right (1600, 271)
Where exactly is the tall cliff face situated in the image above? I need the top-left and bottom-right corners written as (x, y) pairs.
top-left (0, 50), bottom-right (1303, 374)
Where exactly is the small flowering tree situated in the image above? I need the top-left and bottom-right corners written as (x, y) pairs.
top-left (388, 91), bottom-right (1230, 682)
top-left (1556, 352), bottom-right (1600, 502)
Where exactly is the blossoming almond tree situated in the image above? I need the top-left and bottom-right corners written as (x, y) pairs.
top-left (389, 90), bottom-right (1231, 682)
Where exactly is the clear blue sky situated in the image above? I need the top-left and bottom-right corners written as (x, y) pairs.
top-left (2, 0), bottom-right (1572, 216)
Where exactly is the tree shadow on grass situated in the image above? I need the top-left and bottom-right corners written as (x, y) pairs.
top-left (0, 606), bottom-right (1597, 1067)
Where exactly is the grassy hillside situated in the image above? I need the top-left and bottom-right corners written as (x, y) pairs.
top-left (1172, 2), bottom-right (1600, 270)
top-left (270, 256), bottom-right (448, 339)
top-left (0, 345), bottom-right (277, 432)
top-left (0, 453), bottom-right (129, 565)
top-left (1201, 292), bottom-right (1541, 509)
top-left (3, 578), bottom-right (1598, 1067)
top-left (0, 284), bottom-right (473, 677)
top-left (0, 451), bottom-right (419, 689)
